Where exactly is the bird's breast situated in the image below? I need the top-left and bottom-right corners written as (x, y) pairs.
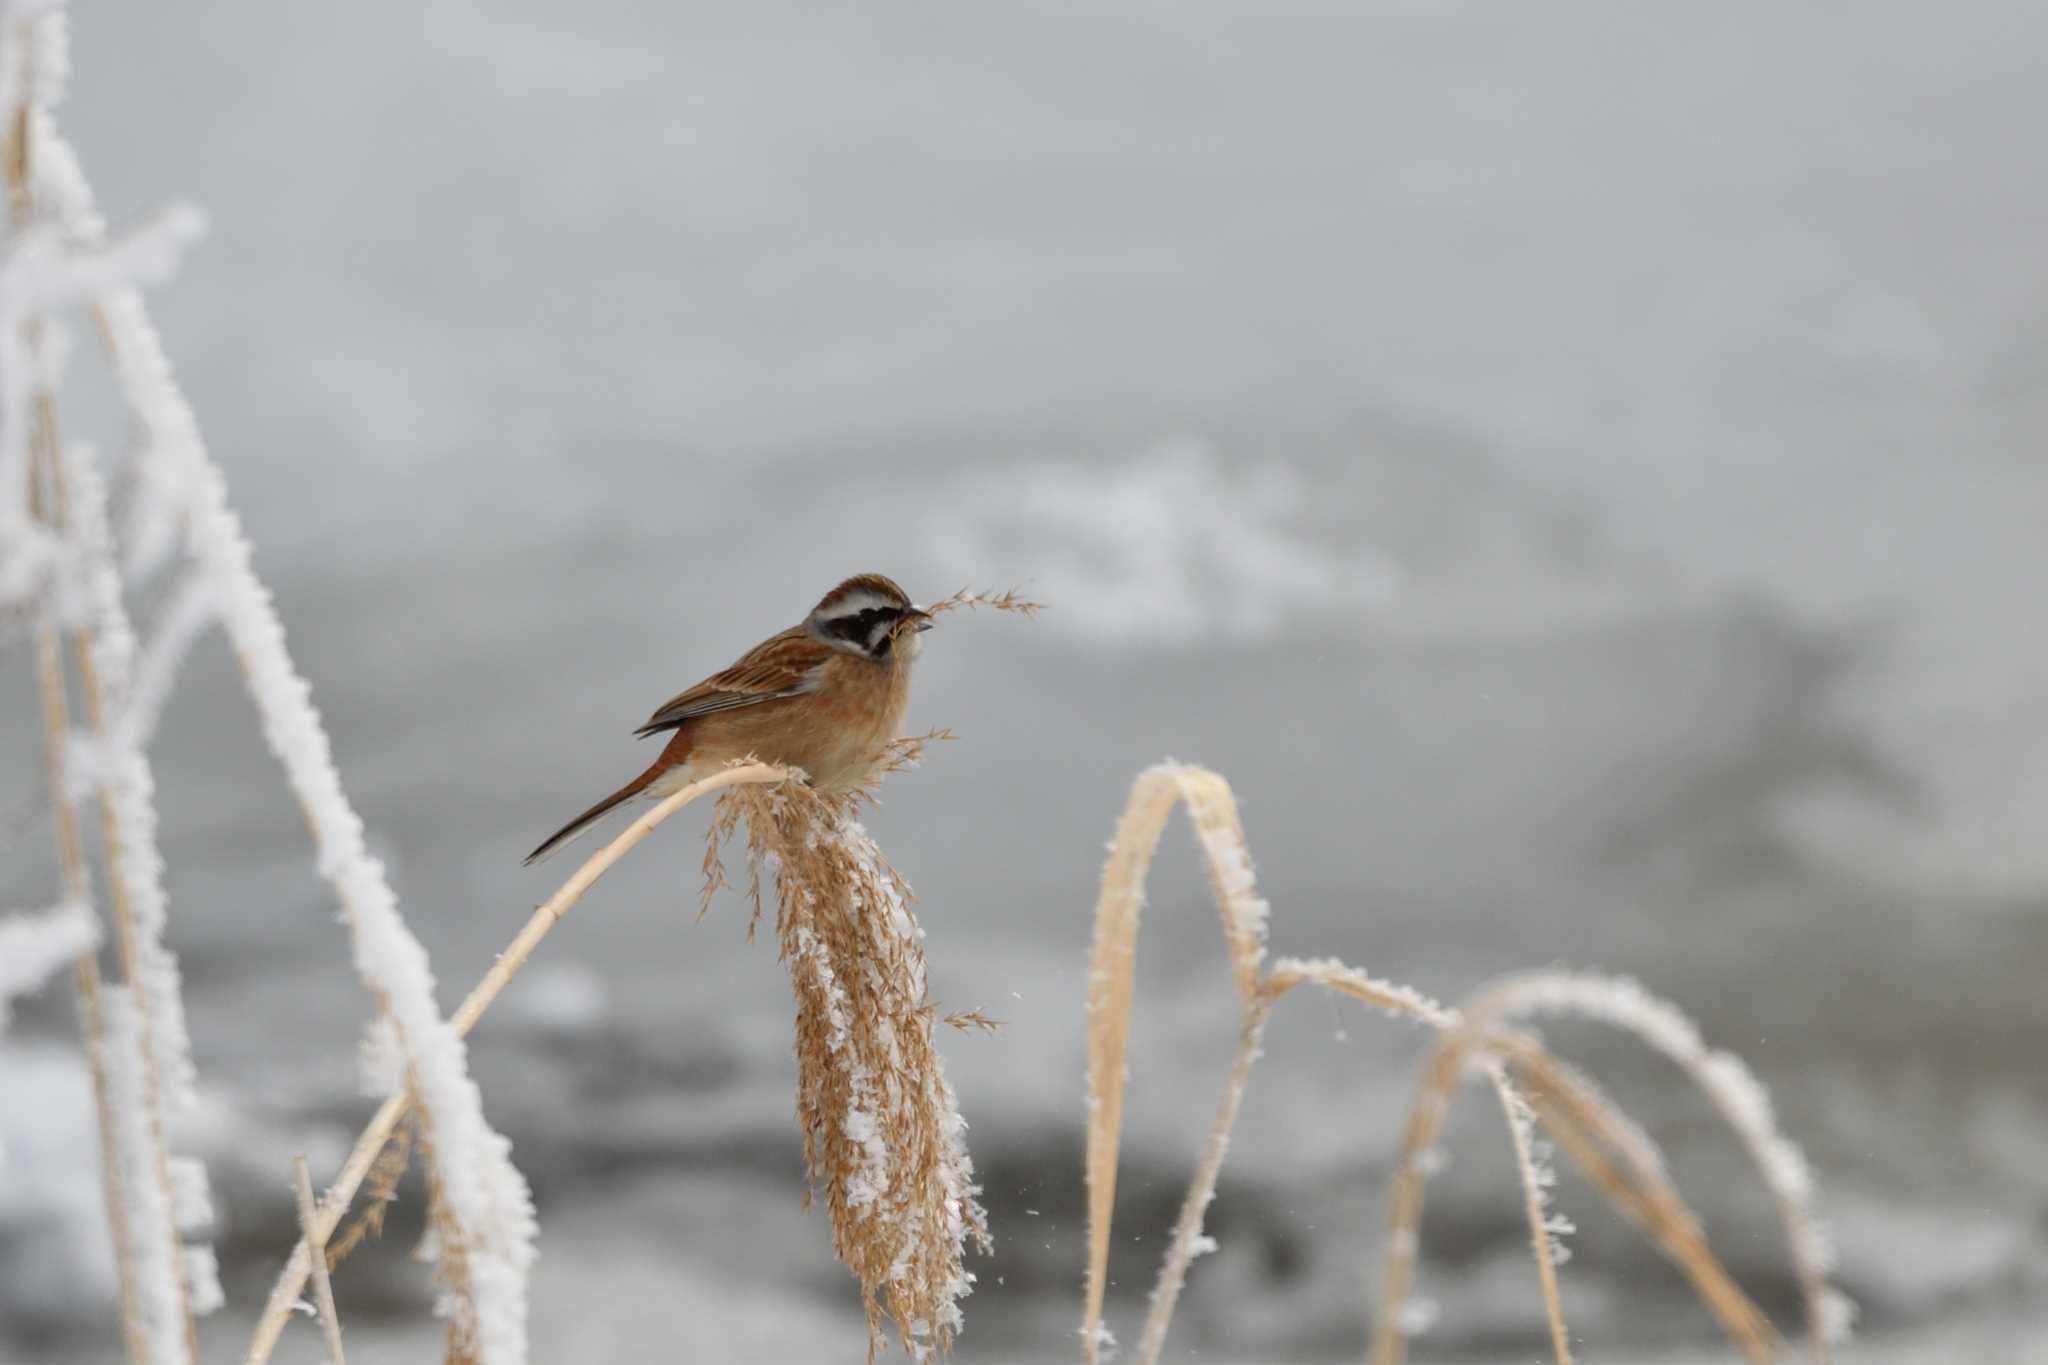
top-left (694, 653), bottom-right (911, 791)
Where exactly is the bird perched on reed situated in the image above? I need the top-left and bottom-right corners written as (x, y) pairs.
top-left (524, 573), bottom-right (934, 864)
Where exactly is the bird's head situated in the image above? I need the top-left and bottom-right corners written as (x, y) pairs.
top-left (807, 573), bottom-right (933, 661)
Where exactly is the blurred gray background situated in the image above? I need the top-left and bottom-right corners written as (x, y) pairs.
top-left (5, 1), bottom-right (2047, 1360)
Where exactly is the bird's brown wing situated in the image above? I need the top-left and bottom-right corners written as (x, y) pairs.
top-left (634, 626), bottom-right (830, 737)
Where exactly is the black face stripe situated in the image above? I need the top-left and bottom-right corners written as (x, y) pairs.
top-left (820, 605), bottom-right (901, 655)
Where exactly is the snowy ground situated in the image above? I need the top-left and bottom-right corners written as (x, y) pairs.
top-left (6, 0), bottom-right (2048, 1359)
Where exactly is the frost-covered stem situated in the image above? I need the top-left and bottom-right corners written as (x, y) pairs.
top-left (61, 251), bottom-right (541, 1358)
top-left (1378, 972), bottom-right (1842, 1365)
top-left (1080, 773), bottom-right (1172, 1362)
top-left (1467, 973), bottom-right (1845, 1360)
top-left (1482, 1062), bottom-right (1572, 1365)
top-left (241, 763), bottom-right (785, 1365)
top-left (21, 366), bottom-right (148, 1365)
top-left (7, 23), bottom-right (203, 1354)
top-left (1263, 956), bottom-right (1458, 1030)
top-left (30, 566), bottom-right (148, 1365)
top-left (291, 1155), bottom-right (348, 1365)
top-left (42, 402), bottom-right (198, 1361)
top-left (72, 956), bottom-right (147, 1365)
top-left (1131, 998), bottom-right (1273, 1365)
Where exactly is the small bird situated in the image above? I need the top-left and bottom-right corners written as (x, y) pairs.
top-left (524, 573), bottom-right (935, 865)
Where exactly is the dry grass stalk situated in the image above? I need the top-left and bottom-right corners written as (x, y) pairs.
top-left (1083, 765), bottom-right (1446, 1365)
top-left (1084, 765), bottom-right (1462, 1365)
top-left (1481, 1060), bottom-right (1573, 1365)
top-left (1374, 970), bottom-right (1843, 1365)
top-left (704, 769), bottom-right (990, 1361)
top-left (1083, 762), bottom-right (1833, 1365)
top-left (290, 1155), bottom-right (348, 1365)
top-left (921, 586), bottom-right (1044, 619)
top-left (1466, 972), bottom-right (1847, 1356)
top-left (1503, 1041), bottom-right (1778, 1362)
top-left (1261, 955), bottom-right (1456, 1029)
top-left (1369, 1020), bottom-right (1466, 1365)
top-left (242, 762), bottom-right (786, 1365)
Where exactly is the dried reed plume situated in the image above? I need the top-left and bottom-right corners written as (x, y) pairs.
top-left (705, 735), bottom-right (991, 1360)
top-left (1081, 762), bottom-right (1845, 1365)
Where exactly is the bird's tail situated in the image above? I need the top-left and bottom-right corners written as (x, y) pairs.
top-left (523, 762), bottom-right (664, 866)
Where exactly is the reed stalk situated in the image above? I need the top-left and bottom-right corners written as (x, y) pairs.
top-left (290, 1156), bottom-right (348, 1365)
top-left (1082, 762), bottom-right (1837, 1365)
top-left (242, 763), bottom-right (784, 1365)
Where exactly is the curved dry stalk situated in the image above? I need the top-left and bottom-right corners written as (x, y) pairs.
top-left (1469, 972), bottom-right (1844, 1358)
top-left (1080, 762), bottom-right (1835, 1365)
top-left (1082, 763), bottom-right (1276, 1363)
top-left (1375, 971), bottom-right (1843, 1365)
top-left (241, 762), bottom-right (785, 1365)
top-left (1082, 767), bottom-right (1469, 1365)
top-left (1263, 956), bottom-right (1458, 1030)
top-left (1123, 962), bottom-right (1460, 1365)
top-left (1481, 1060), bottom-right (1573, 1365)
top-left (1503, 1041), bottom-right (1778, 1362)
top-left (1369, 1032), bottom-right (1585, 1365)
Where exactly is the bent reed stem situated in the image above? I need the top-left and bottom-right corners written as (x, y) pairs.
top-left (1083, 763), bottom-right (1820, 1365)
top-left (240, 762), bottom-right (786, 1365)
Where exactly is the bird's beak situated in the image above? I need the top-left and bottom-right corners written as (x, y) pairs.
top-left (907, 608), bottom-right (935, 633)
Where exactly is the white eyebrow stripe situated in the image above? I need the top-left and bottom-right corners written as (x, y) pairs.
top-left (818, 590), bottom-right (900, 619)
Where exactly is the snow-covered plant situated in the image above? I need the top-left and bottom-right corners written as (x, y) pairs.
top-left (2, 8), bottom-right (221, 1362)
top-left (3, 6), bottom-right (535, 1362)
top-left (704, 744), bottom-right (992, 1361)
top-left (247, 728), bottom-right (1021, 1362)
top-left (1080, 762), bottom-right (1850, 1365)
